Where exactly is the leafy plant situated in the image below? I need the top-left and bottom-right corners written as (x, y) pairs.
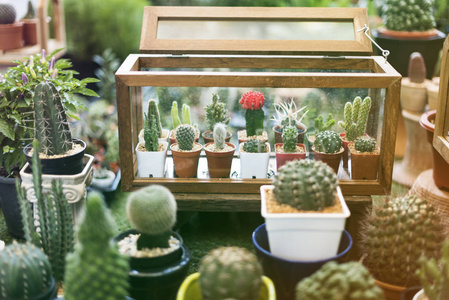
top-left (93, 48), bottom-right (120, 104)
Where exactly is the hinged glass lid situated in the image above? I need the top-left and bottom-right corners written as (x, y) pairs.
top-left (140, 6), bottom-right (373, 56)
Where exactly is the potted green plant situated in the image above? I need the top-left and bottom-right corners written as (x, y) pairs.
top-left (202, 93), bottom-right (231, 144)
top-left (239, 138), bottom-right (271, 179)
top-left (138, 99), bottom-right (170, 144)
top-left (0, 1), bottom-right (23, 50)
top-left (171, 124), bottom-right (202, 178)
top-left (204, 123), bottom-right (235, 178)
top-left (305, 113), bottom-right (335, 153)
top-left (21, 0), bottom-right (38, 45)
top-left (169, 101), bottom-right (199, 144)
top-left (271, 99), bottom-right (308, 144)
top-left (350, 136), bottom-right (380, 180)
top-left (312, 130), bottom-right (344, 174)
top-left (275, 124), bottom-right (306, 171)
top-left (237, 91), bottom-right (268, 144)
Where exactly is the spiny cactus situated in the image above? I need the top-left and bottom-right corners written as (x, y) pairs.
top-left (182, 103), bottom-right (191, 125)
top-left (213, 122), bottom-right (227, 150)
top-left (243, 138), bottom-right (267, 153)
top-left (205, 93), bottom-right (230, 131)
top-left (0, 242), bottom-right (53, 300)
top-left (144, 114), bottom-right (159, 152)
top-left (382, 0), bottom-right (436, 32)
top-left (314, 113), bottom-right (336, 133)
top-left (17, 140), bottom-right (74, 283)
top-left (355, 136), bottom-right (377, 153)
top-left (361, 195), bottom-right (445, 287)
top-left (338, 96), bottom-right (372, 142)
top-left (199, 246), bottom-right (263, 300)
top-left (33, 81), bottom-right (73, 156)
top-left (282, 125), bottom-right (298, 152)
top-left (272, 99), bottom-right (308, 131)
top-left (296, 261), bottom-right (384, 300)
top-left (171, 101), bottom-right (182, 129)
top-left (0, 1), bottom-right (16, 24)
top-left (240, 91), bottom-right (265, 137)
top-left (176, 124), bottom-right (196, 151)
top-left (408, 52), bottom-right (427, 83)
top-left (273, 159), bottom-right (338, 211)
top-left (147, 99), bottom-right (162, 138)
top-left (64, 192), bottom-right (129, 300)
top-left (126, 185), bottom-right (177, 250)
top-left (313, 130), bottom-right (342, 154)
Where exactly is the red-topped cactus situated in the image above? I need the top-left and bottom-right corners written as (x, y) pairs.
top-left (239, 91), bottom-right (265, 137)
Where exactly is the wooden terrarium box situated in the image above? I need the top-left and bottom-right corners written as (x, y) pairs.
top-left (116, 6), bottom-right (401, 209)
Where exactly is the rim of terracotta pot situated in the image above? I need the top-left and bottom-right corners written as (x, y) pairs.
top-left (419, 110), bottom-right (436, 132)
top-left (374, 278), bottom-right (406, 293)
top-left (204, 142), bottom-right (236, 155)
top-left (311, 146), bottom-right (344, 156)
top-left (170, 142), bottom-right (202, 155)
top-left (378, 27), bottom-right (439, 39)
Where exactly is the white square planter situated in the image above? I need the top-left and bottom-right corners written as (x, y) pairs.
top-left (138, 128), bottom-right (170, 144)
top-left (136, 141), bottom-right (168, 178)
top-left (260, 185), bottom-right (350, 261)
top-left (239, 143), bottom-right (270, 179)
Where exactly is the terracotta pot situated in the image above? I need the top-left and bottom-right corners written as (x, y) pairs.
top-left (237, 129), bottom-right (268, 144)
top-left (420, 110), bottom-right (449, 190)
top-left (22, 19), bottom-right (38, 45)
top-left (170, 143), bottom-right (202, 178)
top-left (273, 124), bottom-right (307, 144)
top-left (312, 146), bottom-right (343, 174)
top-left (375, 279), bottom-right (406, 300)
top-left (0, 22), bottom-right (24, 50)
top-left (201, 130), bottom-right (232, 144)
top-left (275, 143), bottom-right (306, 171)
top-left (204, 142), bottom-right (235, 178)
top-left (350, 147), bottom-right (380, 180)
top-left (339, 133), bottom-right (350, 169)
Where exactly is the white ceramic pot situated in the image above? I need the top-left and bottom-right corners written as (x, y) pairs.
top-left (138, 128), bottom-right (170, 144)
top-left (91, 170), bottom-right (116, 190)
top-left (136, 141), bottom-right (168, 178)
top-left (400, 78), bottom-right (431, 113)
top-left (427, 79), bottom-right (439, 111)
top-left (239, 143), bottom-right (270, 179)
top-left (260, 185), bottom-right (350, 261)
top-left (413, 289), bottom-right (427, 300)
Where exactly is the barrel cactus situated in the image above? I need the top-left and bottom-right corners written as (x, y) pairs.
top-left (176, 124), bottom-right (196, 151)
top-left (296, 261), bottom-right (384, 300)
top-left (273, 159), bottom-right (338, 211)
top-left (313, 130), bottom-right (342, 154)
top-left (382, 0), bottom-right (436, 32)
top-left (213, 122), bottom-right (227, 150)
top-left (338, 96), bottom-right (372, 142)
top-left (282, 124), bottom-right (298, 152)
top-left (126, 185), bottom-right (177, 249)
top-left (199, 246), bottom-right (263, 300)
top-left (361, 195), bottom-right (445, 287)
top-left (0, 1), bottom-right (16, 24)
top-left (243, 138), bottom-right (267, 153)
top-left (205, 93), bottom-right (230, 131)
top-left (354, 136), bottom-right (377, 153)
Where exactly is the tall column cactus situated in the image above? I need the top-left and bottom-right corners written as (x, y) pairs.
top-left (144, 115), bottom-right (159, 152)
top-left (282, 125), bottom-right (298, 153)
top-left (213, 123), bottom-right (227, 150)
top-left (147, 99), bottom-right (162, 138)
top-left (204, 93), bottom-right (230, 131)
top-left (33, 81), bottom-right (72, 155)
top-left (338, 96), bottom-right (372, 141)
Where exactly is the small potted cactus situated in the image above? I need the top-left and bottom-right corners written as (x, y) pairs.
top-left (202, 93), bottom-right (231, 144)
top-left (116, 185), bottom-right (190, 300)
top-left (237, 91), bottom-right (268, 144)
top-left (275, 124), bottom-right (306, 171)
top-left (305, 113), bottom-right (335, 153)
top-left (138, 99), bottom-right (170, 144)
top-left (312, 130), bottom-right (344, 174)
top-left (349, 136), bottom-right (380, 180)
top-left (204, 123), bottom-right (236, 178)
top-left (260, 159), bottom-right (350, 261)
top-left (272, 99), bottom-right (308, 144)
top-left (21, 0), bottom-right (38, 46)
top-left (239, 137), bottom-right (271, 179)
top-left (170, 124), bottom-right (203, 178)
top-left (169, 101), bottom-right (200, 144)
top-left (0, 0), bottom-right (24, 50)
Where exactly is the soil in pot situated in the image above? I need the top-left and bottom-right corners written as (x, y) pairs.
top-left (202, 130), bottom-right (232, 144)
top-left (275, 143), bottom-right (306, 171)
top-left (204, 142), bottom-right (235, 178)
top-left (170, 143), bottom-right (202, 178)
top-left (237, 130), bottom-right (268, 144)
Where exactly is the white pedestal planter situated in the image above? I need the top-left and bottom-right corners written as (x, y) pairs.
top-left (138, 128), bottom-right (170, 144)
top-left (239, 143), bottom-right (270, 179)
top-left (136, 141), bottom-right (168, 178)
top-left (91, 170), bottom-right (117, 190)
top-left (260, 185), bottom-right (350, 261)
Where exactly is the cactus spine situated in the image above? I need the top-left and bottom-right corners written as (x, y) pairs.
top-left (243, 138), bottom-right (267, 153)
top-left (213, 123), bottom-right (227, 150)
top-left (126, 185), bottom-right (177, 249)
top-left (355, 136), bottom-right (377, 153)
top-left (0, 1), bottom-right (16, 24)
top-left (33, 81), bottom-right (73, 155)
top-left (273, 159), bottom-right (338, 211)
top-left (199, 246), bottom-right (263, 300)
top-left (296, 261), bottom-right (384, 300)
top-left (64, 192), bottom-right (129, 300)
top-left (338, 96), bottom-right (372, 141)
top-left (205, 93), bottom-right (230, 131)
top-left (382, 0), bottom-right (436, 32)
top-left (144, 114), bottom-right (159, 152)
top-left (408, 52), bottom-right (426, 83)
top-left (314, 113), bottom-right (335, 133)
top-left (147, 99), bottom-right (162, 138)
top-left (176, 124), bottom-right (196, 151)
top-left (313, 130), bottom-right (342, 154)
top-left (282, 125), bottom-right (298, 152)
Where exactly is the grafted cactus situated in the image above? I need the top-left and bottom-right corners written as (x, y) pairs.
top-left (243, 138), bottom-right (267, 153)
top-left (282, 125), bottom-right (298, 152)
top-left (314, 130), bottom-right (342, 154)
top-left (205, 93), bottom-right (230, 131)
top-left (240, 91), bottom-right (265, 137)
top-left (213, 123), bottom-right (227, 150)
top-left (355, 136), bottom-right (377, 153)
top-left (338, 96), bottom-right (372, 141)
top-left (176, 124), bottom-right (196, 151)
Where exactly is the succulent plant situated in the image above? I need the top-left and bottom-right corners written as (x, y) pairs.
top-left (243, 138), bottom-right (267, 153)
top-left (213, 122), bottom-right (227, 150)
top-left (171, 101), bottom-right (182, 129)
top-left (171, 101), bottom-right (193, 130)
top-left (354, 136), bottom-right (377, 153)
top-left (408, 52), bottom-right (427, 83)
top-left (205, 93), bottom-right (230, 131)
top-left (0, 1), bottom-right (16, 24)
top-left (126, 185), bottom-right (177, 249)
top-left (33, 81), bottom-right (73, 156)
top-left (313, 130), bottom-right (342, 154)
top-left (0, 241), bottom-right (53, 300)
top-left (147, 99), bottom-right (162, 138)
top-left (199, 246), bottom-right (263, 300)
top-left (23, 0), bottom-right (36, 19)
top-left (240, 91), bottom-right (265, 137)
top-left (176, 124), bottom-right (196, 151)
top-left (272, 99), bottom-right (308, 131)
top-left (338, 96), bottom-right (372, 142)
top-left (382, 0), bottom-right (436, 32)
top-left (361, 195), bottom-right (445, 287)
top-left (144, 114), bottom-right (159, 152)
top-left (314, 113), bottom-right (335, 133)
top-left (273, 159), bottom-right (338, 211)
top-left (282, 124), bottom-right (298, 153)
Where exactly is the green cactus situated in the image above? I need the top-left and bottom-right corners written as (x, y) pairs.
top-left (126, 185), bottom-right (177, 250)
top-left (199, 246), bottom-right (263, 300)
top-left (273, 159), bottom-right (338, 211)
top-left (23, 0), bottom-right (35, 19)
top-left (0, 1), bottom-right (16, 24)
top-left (418, 239), bottom-right (449, 300)
top-left (17, 140), bottom-right (74, 283)
top-left (64, 192), bottom-right (129, 300)
top-left (204, 93), bottom-right (230, 131)
top-left (33, 81), bottom-right (73, 156)
top-left (171, 101), bottom-right (182, 130)
top-left (243, 138), bottom-right (267, 153)
top-left (182, 103), bottom-right (191, 125)
top-left (355, 136), bottom-right (377, 153)
top-left (338, 96), bottom-right (372, 142)
top-left (176, 124), bottom-right (196, 151)
top-left (0, 242), bottom-right (53, 300)
top-left (296, 261), bottom-right (384, 300)
top-left (147, 99), bottom-right (162, 138)
top-left (382, 0), bottom-right (436, 32)
top-left (213, 123), bottom-right (227, 150)
top-left (313, 130), bottom-right (342, 154)
top-left (144, 114), bottom-right (159, 152)
top-left (282, 125), bottom-right (299, 153)
top-left (361, 195), bottom-right (445, 287)
top-left (314, 113), bottom-right (336, 133)
top-left (408, 52), bottom-right (427, 84)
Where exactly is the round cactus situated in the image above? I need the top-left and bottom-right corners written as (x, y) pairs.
top-left (313, 130), bottom-right (342, 154)
top-left (213, 122), bottom-right (227, 150)
top-left (354, 136), bottom-right (377, 153)
top-left (176, 124), bottom-right (196, 151)
top-left (0, 242), bottom-right (53, 300)
top-left (382, 0), bottom-right (436, 32)
top-left (126, 185), bottom-right (177, 249)
top-left (282, 124), bottom-right (298, 152)
top-left (205, 93), bottom-right (230, 131)
top-left (296, 261), bottom-right (384, 300)
top-left (361, 195), bottom-right (445, 287)
top-left (243, 138), bottom-right (267, 153)
top-left (199, 246), bottom-right (263, 300)
top-left (273, 159), bottom-right (338, 211)
top-left (0, 2), bottom-right (16, 24)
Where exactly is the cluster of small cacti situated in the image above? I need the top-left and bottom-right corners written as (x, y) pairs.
top-left (296, 261), bottom-right (384, 300)
top-left (382, 0), bottom-right (436, 32)
top-left (408, 52), bottom-right (427, 84)
top-left (282, 124), bottom-right (298, 152)
top-left (314, 113), bottom-right (335, 133)
top-left (0, 1), bottom-right (16, 24)
top-left (126, 185), bottom-right (177, 249)
top-left (240, 91), bottom-right (265, 137)
top-left (243, 138), bottom-right (267, 153)
top-left (338, 96), bottom-right (372, 142)
top-left (273, 159), bottom-right (338, 211)
top-left (199, 246), bottom-right (263, 300)
top-left (0, 242), bottom-right (53, 300)
top-left (64, 192), bottom-right (129, 300)
top-left (361, 195), bottom-right (445, 287)
top-left (171, 101), bottom-right (192, 129)
top-left (144, 115), bottom-right (159, 152)
top-left (313, 130), bottom-right (342, 154)
top-left (213, 122), bottom-right (227, 150)
top-left (205, 93), bottom-right (230, 131)
top-left (176, 124), bottom-right (196, 151)
top-left (354, 136), bottom-right (377, 153)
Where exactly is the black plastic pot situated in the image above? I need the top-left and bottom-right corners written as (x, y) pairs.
top-left (115, 229), bottom-right (191, 300)
top-left (23, 139), bottom-right (86, 175)
top-left (0, 175), bottom-right (24, 238)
